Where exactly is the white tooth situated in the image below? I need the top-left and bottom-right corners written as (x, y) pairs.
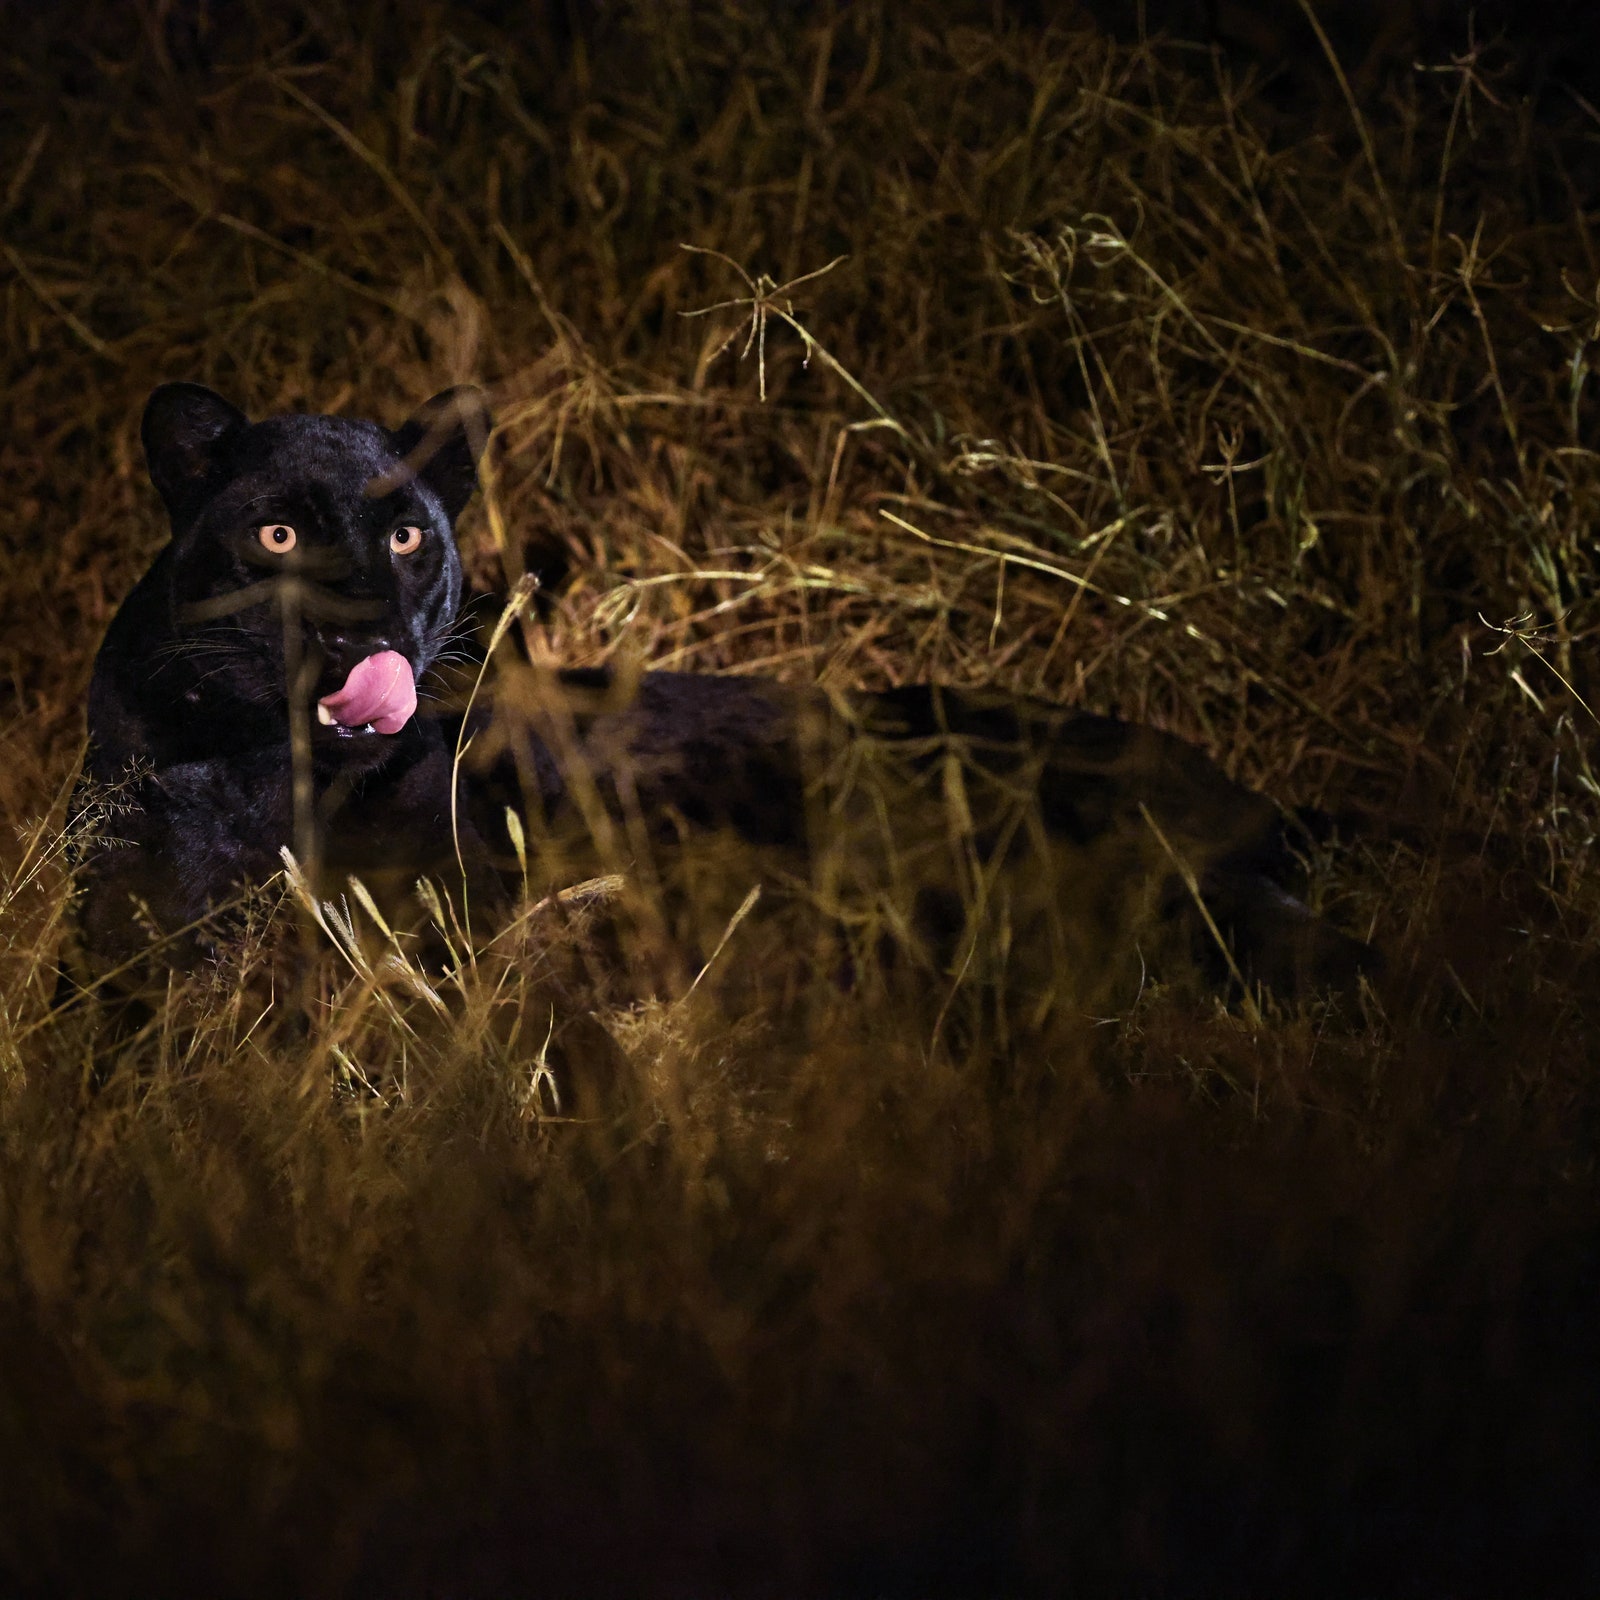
top-left (316, 703), bottom-right (336, 726)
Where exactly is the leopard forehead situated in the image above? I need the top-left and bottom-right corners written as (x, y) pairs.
top-left (171, 416), bottom-right (464, 562)
top-left (226, 415), bottom-right (436, 511)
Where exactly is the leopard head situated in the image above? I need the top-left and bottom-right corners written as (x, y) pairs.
top-left (136, 383), bottom-right (489, 749)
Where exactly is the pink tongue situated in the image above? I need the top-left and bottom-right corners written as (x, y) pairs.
top-left (318, 651), bottom-right (418, 735)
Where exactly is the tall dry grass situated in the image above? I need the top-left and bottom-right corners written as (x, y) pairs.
top-left (1, 1), bottom-right (1599, 1592)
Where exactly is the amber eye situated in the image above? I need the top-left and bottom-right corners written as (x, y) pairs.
top-left (257, 523), bottom-right (296, 554)
top-left (390, 524), bottom-right (425, 556)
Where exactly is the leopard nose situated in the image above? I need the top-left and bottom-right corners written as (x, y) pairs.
top-left (318, 631), bottom-right (397, 677)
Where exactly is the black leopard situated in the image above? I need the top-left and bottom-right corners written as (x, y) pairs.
top-left (69, 383), bottom-right (1374, 1006)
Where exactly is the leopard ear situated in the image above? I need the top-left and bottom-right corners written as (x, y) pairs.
top-left (142, 384), bottom-right (248, 525)
top-left (386, 386), bottom-right (491, 522)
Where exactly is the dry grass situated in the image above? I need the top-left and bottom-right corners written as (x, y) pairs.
top-left (2, 2), bottom-right (1600, 1593)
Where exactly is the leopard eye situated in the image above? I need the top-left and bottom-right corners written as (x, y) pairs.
top-left (390, 524), bottom-right (425, 556)
top-left (257, 523), bottom-right (297, 554)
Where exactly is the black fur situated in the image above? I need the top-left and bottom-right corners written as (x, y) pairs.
top-left (71, 386), bottom-right (1376, 1005)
